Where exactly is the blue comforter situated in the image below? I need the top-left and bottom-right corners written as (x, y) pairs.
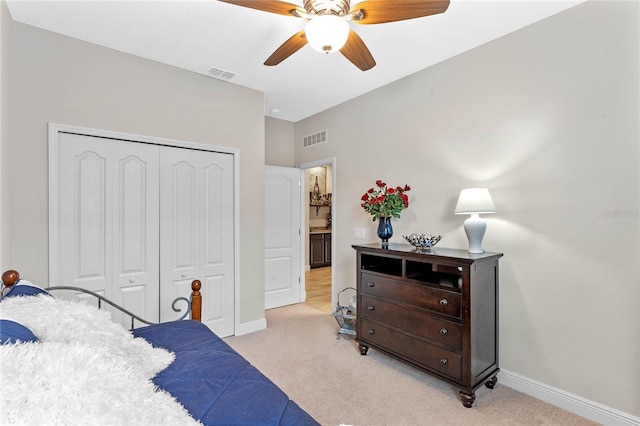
top-left (133, 320), bottom-right (319, 426)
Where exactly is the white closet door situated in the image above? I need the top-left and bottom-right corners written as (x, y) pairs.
top-left (57, 133), bottom-right (160, 325)
top-left (159, 147), bottom-right (235, 337)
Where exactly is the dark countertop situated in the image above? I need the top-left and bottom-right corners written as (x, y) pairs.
top-left (309, 227), bottom-right (332, 235)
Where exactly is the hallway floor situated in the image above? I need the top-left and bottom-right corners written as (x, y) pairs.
top-left (304, 266), bottom-right (331, 313)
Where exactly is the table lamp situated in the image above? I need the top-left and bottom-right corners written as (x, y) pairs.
top-left (454, 188), bottom-right (497, 253)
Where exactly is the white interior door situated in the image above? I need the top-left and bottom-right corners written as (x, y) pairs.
top-left (264, 165), bottom-right (303, 309)
top-left (56, 132), bottom-right (160, 326)
top-left (160, 147), bottom-right (235, 337)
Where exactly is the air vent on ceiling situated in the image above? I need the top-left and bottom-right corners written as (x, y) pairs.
top-left (303, 130), bottom-right (328, 148)
top-left (206, 66), bottom-right (237, 81)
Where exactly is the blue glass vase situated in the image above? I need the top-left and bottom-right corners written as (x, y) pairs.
top-left (377, 216), bottom-right (393, 246)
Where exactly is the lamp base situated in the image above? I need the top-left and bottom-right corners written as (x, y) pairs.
top-left (463, 213), bottom-right (487, 254)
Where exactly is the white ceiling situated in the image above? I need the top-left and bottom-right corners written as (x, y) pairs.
top-left (7, 0), bottom-right (585, 122)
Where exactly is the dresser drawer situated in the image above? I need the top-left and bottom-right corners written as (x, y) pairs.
top-left (359, 318), bottom-right (462, 381)
top-left (360, 272), bottom-right (461, 318)
top-left (360, 295), bottom-right (462, 351)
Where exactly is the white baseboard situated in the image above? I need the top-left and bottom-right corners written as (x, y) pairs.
top-left (499, 369), bottom-right (639, 426)
top-left (234, 317), bottom-right (267, 336)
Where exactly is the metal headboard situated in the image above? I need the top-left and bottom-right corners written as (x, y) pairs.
top-left (46, 286), bottom-right (191, 329)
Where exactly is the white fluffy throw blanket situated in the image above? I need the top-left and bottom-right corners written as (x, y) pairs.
top-left (0, 295), bottom-right (201, 425)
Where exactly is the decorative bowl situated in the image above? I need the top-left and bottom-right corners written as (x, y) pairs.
top-left (402, 233), bottom-right (442, 250)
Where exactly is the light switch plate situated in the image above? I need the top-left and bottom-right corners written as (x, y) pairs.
top-left (354, 228), bottom-right (365, 239)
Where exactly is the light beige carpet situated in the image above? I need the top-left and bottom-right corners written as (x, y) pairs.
top-left (224, 303), bottom-right (597, 426)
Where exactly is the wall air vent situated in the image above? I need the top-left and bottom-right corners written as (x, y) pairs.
top-left (303, 130), bottom-right (328, 148)
top-left (206, 66), bottom-right (237, 81)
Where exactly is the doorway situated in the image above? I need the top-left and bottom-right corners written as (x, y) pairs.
top-left (298, 158), bottom-right (335, 314)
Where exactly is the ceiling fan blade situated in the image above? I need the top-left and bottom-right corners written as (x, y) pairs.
top-left (218, 0), bottom-right (303, 17)
top-left (340, 30), bottom-right (376, 71)
top-left (264, 30), bottom-right (308, 66)
top-left (350, 0), bottom-right (450, 25)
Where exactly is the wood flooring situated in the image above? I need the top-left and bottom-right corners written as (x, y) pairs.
top-left (304, 266), bottom-right (332, 313)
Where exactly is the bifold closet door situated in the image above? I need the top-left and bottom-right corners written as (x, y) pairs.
top-left (56, 133), bottom-right (160, 326)
top-left (159, 146), bottom-right (235, 337)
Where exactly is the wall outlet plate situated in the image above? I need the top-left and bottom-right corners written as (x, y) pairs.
top-left (354, 228), bottom-right (365, 239)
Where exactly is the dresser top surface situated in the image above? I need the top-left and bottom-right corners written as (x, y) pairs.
top-left (352, 243), bottom-right (503, 262)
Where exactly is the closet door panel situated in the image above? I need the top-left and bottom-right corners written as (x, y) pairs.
top-left (112, 146), bottom-right (160, 324)
top-left (201, 155), bottom-right (234, 336)
top-left (204, 164), bottom-right (224, 266)
top-left (204, 275), bottom-right (225, 321)
top-left (59, 134), bottom-right (112, 294)
top-left (160, 147), bottom-right (234, 337)
top-left (118, 156), bottom-right (148, 272)
top-left (56, 133), bottom-right (160, 326)
top-left (75, 150), bottom-right (108, 281)
top-left (159, 158), bottom-right (198, 306)
top-left (171, 161), bottom-right (198, 270)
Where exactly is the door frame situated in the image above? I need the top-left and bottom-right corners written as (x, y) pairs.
top-left (48, 122), bottom-right (241, 331)
top-left (296, 157), bottom-right (336, 310)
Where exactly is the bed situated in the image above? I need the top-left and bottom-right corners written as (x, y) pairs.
top-left (0, 269), bottom-right (319, 425)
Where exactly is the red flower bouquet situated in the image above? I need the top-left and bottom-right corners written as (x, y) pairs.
top-left (361, 180), bottom-right (410, 220)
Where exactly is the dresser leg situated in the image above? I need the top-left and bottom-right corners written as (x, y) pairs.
top-left (485, 375), bottom-right (498, 389)
top-left (358, 343), bottom-right (369, 355)
top-left (459, 391), bottom-right (476, 408)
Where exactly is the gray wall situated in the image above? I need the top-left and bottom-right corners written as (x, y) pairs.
top-left (0, 1), bottom-right (10, 269)
top-left (4, 19), bottom-right (267, 326)
top-left (293, 1), bottom-right (639, 416)
top-left (265, 116), bottom-right (295, 167)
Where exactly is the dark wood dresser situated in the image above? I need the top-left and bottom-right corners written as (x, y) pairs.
top-left (352, 243), bottom-right (503, 408)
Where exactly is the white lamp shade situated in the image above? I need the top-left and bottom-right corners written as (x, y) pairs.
top-left (454, 188), bottom-right (497, 214)
top-left (305, 15), bottom-right (350, 54)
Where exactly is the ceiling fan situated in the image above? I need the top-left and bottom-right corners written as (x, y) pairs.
top-left (218, 0), bottom-right (450, 71)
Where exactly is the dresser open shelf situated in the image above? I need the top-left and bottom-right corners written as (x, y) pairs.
top-left (353, 243), bottom-right (503, 408)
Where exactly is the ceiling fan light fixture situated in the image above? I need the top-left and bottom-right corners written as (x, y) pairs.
top-left (305, 15), bottom-right (349, 54)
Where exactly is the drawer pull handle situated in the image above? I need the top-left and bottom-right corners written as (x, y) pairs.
top-left (458, 266), bottom-right (463, 272)
top-left (440, 328), bottom-right (448, 335)
top-left (439, 299), bottom-right (448, 306)
top-left (368, 329), bottom-right (375, 335)
top-left (367, 282), bottom-right (375, 288)
top-left (440, 358), bottom-right (448, 365)
top-left (367, 306), bottom-right (375, 311)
